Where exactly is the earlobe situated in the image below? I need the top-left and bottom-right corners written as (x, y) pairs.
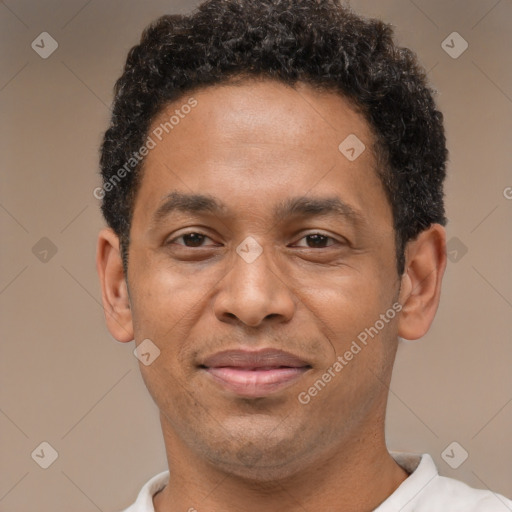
top-left (96, 228), bottom-right (134, 343)
top-left (397, 224), bottom-right (447, 341)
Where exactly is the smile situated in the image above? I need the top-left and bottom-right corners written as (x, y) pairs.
top-left (200, 349), bottom-right (312, 398)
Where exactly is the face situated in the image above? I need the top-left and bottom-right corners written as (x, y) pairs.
top-left (114, 79), bottom-right (405, 478)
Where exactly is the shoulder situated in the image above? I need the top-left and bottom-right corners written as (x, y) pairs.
top-left (118, 471), bottom-right (169, 512)
top-left (379, 452), bottom-right (512, 512)
top-left (419, 472), bottom-right (512, 511)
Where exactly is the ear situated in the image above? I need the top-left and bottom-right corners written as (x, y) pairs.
top-left (397, 224), bottom-right (447, 341)
top-left (96, 228), bottom-right (134, 343)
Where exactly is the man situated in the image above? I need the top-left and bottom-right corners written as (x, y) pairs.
top-left (96, 0), bottom-right (512, 510)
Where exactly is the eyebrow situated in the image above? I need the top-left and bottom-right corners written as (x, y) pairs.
top-left (273, 195), bottom-right (364, 225)
top-left (151, 191), bottom-right (364, 227)
top-left (152, 192), bottom-right (225, 226)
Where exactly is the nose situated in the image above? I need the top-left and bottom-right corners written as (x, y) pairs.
top-left (213, 244), bottom-right (296, 327)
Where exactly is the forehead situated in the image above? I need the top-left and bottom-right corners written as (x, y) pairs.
top-left (152, 78), bottom-right (373, 152)
top-left (132, 78), bottom-right (389, 227)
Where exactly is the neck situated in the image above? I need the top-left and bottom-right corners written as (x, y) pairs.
top-left (153, 419), bottom-right (409, 512)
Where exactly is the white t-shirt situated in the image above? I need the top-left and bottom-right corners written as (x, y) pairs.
top-left (120, 452), bottom-right (512, 511)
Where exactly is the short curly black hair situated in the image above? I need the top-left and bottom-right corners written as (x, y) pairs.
top-left (99, 0), bottom-right (447, 275)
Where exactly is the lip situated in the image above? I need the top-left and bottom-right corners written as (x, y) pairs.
top-left (200, 349), bottom-right (312, 398)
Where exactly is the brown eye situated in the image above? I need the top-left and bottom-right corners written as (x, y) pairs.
top-left (170, 232), bottom-right (216, 247)
top-left (182, 233), bottom-right (206, 247)
top-left (306, 234), bottom-right (330, 248)
top-left (294, 233), bottom-right (337, 248)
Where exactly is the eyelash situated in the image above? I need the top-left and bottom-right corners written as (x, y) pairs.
top-left (167, 231), bottom-right (341, 249)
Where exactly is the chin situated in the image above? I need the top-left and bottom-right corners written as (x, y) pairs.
top-left (197, 422), bottom-right (320, 482)
top-left (206, 448), bottom-right (307, 483)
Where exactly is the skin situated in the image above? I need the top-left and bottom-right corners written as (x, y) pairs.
top-left (97, 78), bottom-right (446, 511)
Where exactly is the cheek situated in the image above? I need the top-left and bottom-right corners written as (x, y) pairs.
top-left (288, 263), bottom-right (396, 337)
top-left (292, 267), bottom-right (400, 394)
top-left (128, 249), bottom-right (221, 336)
top-left (128, 264), bottom-right (206, 414)
top-left (298, 316), bottom-right (399, 429)
top-left (127, 251), bottom-right (230, 398)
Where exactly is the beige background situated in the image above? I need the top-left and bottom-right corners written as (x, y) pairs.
top-left (1, 0), bottom-right (511, 510)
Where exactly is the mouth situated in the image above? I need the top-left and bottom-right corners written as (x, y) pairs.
top-left (199, 349), bottom-right (312, 398)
